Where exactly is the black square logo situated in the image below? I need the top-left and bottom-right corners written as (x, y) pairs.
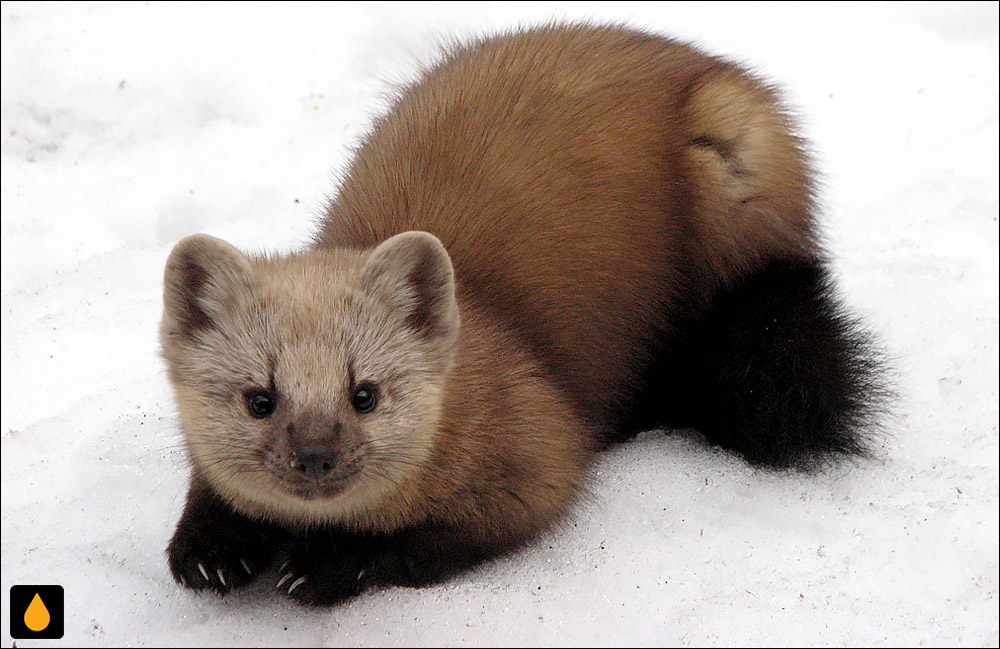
top-left (10, 585), bottom-right (64, 639)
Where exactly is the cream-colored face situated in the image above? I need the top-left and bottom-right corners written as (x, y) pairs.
top-left (161, 232), bottom-right (460, 529)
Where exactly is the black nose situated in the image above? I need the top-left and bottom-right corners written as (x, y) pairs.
top-left (291, 445), bottom-right (339, 479)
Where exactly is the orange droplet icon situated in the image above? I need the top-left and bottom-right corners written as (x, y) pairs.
top-left (24, 592), bottom-right (51, 632)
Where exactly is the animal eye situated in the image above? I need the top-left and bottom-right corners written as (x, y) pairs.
top-left (246, 389), bottom-right (276, 419)
top-left (351, 384), bottom-right (378, 414)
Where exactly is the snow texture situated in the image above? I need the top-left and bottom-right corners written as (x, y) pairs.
top-left (2, 2), bottom-right (997, 646)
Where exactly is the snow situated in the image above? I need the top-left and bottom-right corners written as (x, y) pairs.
top-left (1, 1), bottom-right (997, 646)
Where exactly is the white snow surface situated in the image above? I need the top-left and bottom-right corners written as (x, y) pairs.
top-left (1, 2), bottom-right (997, 647)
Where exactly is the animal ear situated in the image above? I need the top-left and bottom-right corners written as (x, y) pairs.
top-left (360, 231), bottom-right (460, 346)
top-left (161, 234), bottom-right (253, 340)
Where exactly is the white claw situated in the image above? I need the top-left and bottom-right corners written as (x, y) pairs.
top-left (279, 560), bottom-right (291, 573)
top-left (240, 558), bottom-right (252, 575)
top-left (197, 563), bottom-right (210, 581)
top-left (217, 568), bottom-right (226, 587)
top-left (356, 568), bottom-right (366, 581)
top-left (287, 575), bottom-right (308, 595)
top-left (276, 572), bottom-right (294, 589)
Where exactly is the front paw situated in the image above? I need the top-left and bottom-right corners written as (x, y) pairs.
top-left (167, 504), bottom-right (283, 595)
top-left (275, 532), bottom-right (377, 606)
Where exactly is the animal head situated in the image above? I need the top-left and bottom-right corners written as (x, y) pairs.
top-left (160, 231), bottom-right (460, 528)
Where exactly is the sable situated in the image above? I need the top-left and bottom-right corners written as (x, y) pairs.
top-left (161, 23), bottom-right (884, 606)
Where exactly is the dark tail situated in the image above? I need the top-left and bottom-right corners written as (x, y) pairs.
top-left (656, 257), bottom-right (888, 470)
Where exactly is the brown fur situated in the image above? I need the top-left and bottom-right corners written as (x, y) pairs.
top-left (161, 23), bottom-right (837, 605)
top-left (317, 23), bottom-right (817, 428)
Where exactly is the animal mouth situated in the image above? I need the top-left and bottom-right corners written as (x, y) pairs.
top-left (276, 476), bottom-right (350, 501)
top-left (262, 452), bottom-right (362, 501)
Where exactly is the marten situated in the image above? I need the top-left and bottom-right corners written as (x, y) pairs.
top-left (160, 23), bottom-right (884, 606)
